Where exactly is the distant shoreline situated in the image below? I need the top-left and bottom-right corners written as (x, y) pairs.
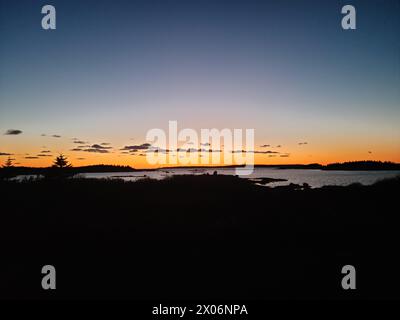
top-left (150, 161), bottom-right (400, 171)
top-left (1, 161), bottom-right (400, 175)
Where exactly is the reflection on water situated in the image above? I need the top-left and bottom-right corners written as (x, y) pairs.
top-left (82, 168), bottom-right (400, 188)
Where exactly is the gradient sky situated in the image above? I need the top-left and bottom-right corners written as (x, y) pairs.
top-left (0, 0), bottom-right (399, 168)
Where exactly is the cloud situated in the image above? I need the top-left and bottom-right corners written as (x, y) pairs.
top-left (298, 142), bottom-right (308, 145)
top-left (71, 144), bottom-right (112, 153)
top-left (144, 147), bottom-right (170, 153)
top-left (0, 152), bottom-right (12, 156)
top-left (100, 143), bottom-right (110, 146)
top-left (25, 156), bottom-right (39, 159)
top-left (91, 144), bottom-right (112, 150)
top-left (5, 129), bottom-right (22, 135)
top-left (145, 148), bottom-right (223, 153)
top-left (200, 143), bottom-right (211, 146)
top-left (231, 150), bottom-right (279, 154)
top-left (77, 158), bottom-right (86, 160)
top-left (41, 150), bottom-right (52, 153)
top-left (260, 144), bottom-right (270, 147)
top-left (121, 143), bottom-right (151, 151)
top-left (177, 148), bottom-right (221, 153)
top-left (40, 134), bottom-right (61, 138)
top-left (73, 140), bottom-right (87, 144)
top-left (280, 154), bottom-right (290, 157)
top-left (82, 148), bottom-right (109, 153)
top-left (276, 145), bottom-right (282, 148)
top-left (255, 150), bottom-right (279, 154)
top-left (37, 154), bottom-right (52, 157)
top-left (125, 146), bottom-right (228, 154)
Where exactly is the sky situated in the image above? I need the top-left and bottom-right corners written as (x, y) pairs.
top-left (0, 0), bottom-right (399, 168)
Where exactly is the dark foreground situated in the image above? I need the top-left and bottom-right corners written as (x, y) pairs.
top-left (0, 175), bottom-right (399, 300)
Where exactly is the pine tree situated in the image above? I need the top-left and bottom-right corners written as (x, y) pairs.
top-left (45, 154), bottom-right (74, 179)
top-left (4, 156), bottom-right (13, 168)
top-left (1, 156), bottom-right (15, 180)
top-left (53, 154), bottom-right (71, 168)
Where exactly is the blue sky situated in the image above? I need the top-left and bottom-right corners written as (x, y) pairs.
top-left (0, 0), bottom-right (399, 166)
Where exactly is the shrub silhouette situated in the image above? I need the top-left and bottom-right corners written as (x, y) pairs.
top-left (1, 174), bottom-right (399, 299)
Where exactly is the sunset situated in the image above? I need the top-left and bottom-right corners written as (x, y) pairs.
top-left (1, 0), bottom-right (399, 311)
top-left (1, 127), bottom-right (400, 168)
top-left (1, 1), bottom-right (399, 168)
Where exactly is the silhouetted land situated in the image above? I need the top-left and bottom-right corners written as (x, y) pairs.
top-left (257, 161), bottom-right (400, 170)
top-left (0, 173), bottom-right (399, 300)
top-left (323, 161), bottom-right (400, 171)
top-left (0, 164), bottom-right (137, 177)
top-left (1, 161), bottom-right (399, 178)
top-left (162, 161), bottom-right (400, 170)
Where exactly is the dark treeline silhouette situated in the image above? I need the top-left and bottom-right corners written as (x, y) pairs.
top-left (0, 164), bottom-right (136, 178)
top-left (163, 162), bottom-right (397, 170)
top-left (0, 174), bottom-right (399, 299)
top-left (323, 160), bottom-right (400, 171)
top-left (1, 160), bottom-right (399, 179)
top-left (256, 161), bottom-right (400, 170)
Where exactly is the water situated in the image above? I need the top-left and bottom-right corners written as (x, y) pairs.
top-left (81, 168), bottom-right (400, 188)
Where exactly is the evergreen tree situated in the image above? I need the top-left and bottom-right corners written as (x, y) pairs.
top-left (1, 156), bottom-right (15, 180)
top-left (44, 154), bottom-right (74, 179)
top-left (52, 154), bottom-right (71, 168)
top-left (3, 156), bottom-right (13, 168)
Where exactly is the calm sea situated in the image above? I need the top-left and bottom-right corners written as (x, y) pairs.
top-left (82, 168), bottom-right (400, 188)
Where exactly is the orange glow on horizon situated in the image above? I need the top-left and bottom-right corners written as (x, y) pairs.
top-left (1, 132), bottom-right (399, 168)
top-left (3, 150), bottom-right (400, 169)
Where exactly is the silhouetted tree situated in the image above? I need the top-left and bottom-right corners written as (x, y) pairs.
top-left (4, 156), bottom-right (13, 168)
top-left (44, 154), bottom-right (74, 179)
top-left (0, 157), bottom-right (16, 180)
top-left (53, 154), bottom-right (71, 169)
